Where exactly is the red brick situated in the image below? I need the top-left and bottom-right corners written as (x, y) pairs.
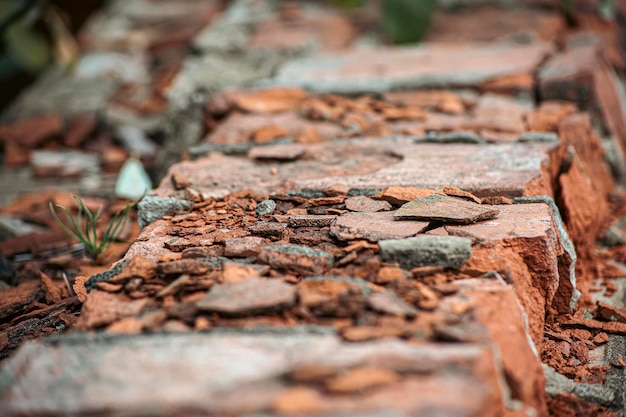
top-left (450, 203), bottom-right (570, 348)
top-left (0, 332), bottom-right (509, 416)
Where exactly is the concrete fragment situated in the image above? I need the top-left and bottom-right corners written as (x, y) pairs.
top-left (378, 235), bottom-right (472, 270)
top-left (138, 196), bottom-right (193, 229)
top-left (255, 199), bottom-right (277, 216)
top-left (543, 364), bottom-right (615, 407)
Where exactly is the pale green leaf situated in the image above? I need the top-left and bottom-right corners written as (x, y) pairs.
top-left (381, 0), bottom-right (437, 44)
top-left (5, 20), bottom-right (51, 74)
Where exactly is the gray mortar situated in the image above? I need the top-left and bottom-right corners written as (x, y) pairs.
top-left (514, 196), bottom-right (579, 310)
top-left (543, 364), bottom-right (616, 407)
top-left (287, 188), bottom-right (382, 199)
top-left (192, 0), bottom-right (274, 53)
top-left (262, 244), bottom-right (334, 265)
top-left (378, 235), bottom-right (472, 270)
top-left (516, 132), bottom-right (559, 143)
top-left (137, 196), bottom-right (193, 229)
top-left (303, 276), bottom-right (372, 296)
top-left (86, 256), bottom-right (251, 291)
top-left (84, 258), bottom-right (130, 291)
top-left (155, 102), bottom-right (205, 181)
top-left (414, 131), bottom-right (486, 144)
top-left (603, 335), bottom-right (626, 413)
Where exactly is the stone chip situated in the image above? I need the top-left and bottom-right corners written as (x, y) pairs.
top-left (258, 244), bottom-right (333, 276)
top-left (378, 235), bottom-right (472, 270)
top-left (394, 194), bottom-right (499, 224)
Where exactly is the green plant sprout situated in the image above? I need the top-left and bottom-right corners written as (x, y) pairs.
top-left (49, 195), bottom-right (142, 261)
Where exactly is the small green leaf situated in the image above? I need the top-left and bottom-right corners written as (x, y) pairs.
top-left (329, 0), bottom-right (367, 9)
top-left (5, 20), bottom-right (51, 74)
top-left (381, 0), bottom-right (437, 44)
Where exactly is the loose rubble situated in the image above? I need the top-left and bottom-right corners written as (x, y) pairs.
top-left (1, 0), bottom-right (626, 416)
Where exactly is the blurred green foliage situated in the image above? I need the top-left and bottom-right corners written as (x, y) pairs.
top-left (329, 0), bottom-right (368, 8)
top-left (329, 0), bottom-right (615, 45)
top-left (381, 0), bottom-right (437, 44)
top-left (0, 0), bottom-right (51, 78)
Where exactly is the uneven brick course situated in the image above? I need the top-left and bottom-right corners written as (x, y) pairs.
top-left (1, 0), bottom-right (626, 416)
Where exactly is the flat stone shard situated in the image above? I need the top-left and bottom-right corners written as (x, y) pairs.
top-left (255, 199), bottom-right (277, 216)
top-left (0, 332), bottom-right (506, 417)
top-left (394, 194), bottom-right (500, 224)
top-left (378, 235), bottom-right (472, 270)
top-left (138, 196), bottom-right (193, 229)
top-left (196, 277), bottom-right (296, 315)
top-left (288, 215), bottom-right (336, 228)
top-left (330, 211), bottom-right (428, 242)
top-left (258, 244), bottom-right (333, 275)
top-left (345, 196), bottom-right (392, 212)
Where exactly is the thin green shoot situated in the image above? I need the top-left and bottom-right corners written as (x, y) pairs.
top-left (49, 195), bottom-right (142, 261)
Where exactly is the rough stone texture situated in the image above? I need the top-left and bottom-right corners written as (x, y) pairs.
top-left (330, 211), bottom-right (428, 242)
top-left (290, 140), bottom-right (557, 198)
top-left (157, 138), bottom-right (558, 200)
top-left (269, 41), bottom-right (553, 94)
top-left (124, 219), bottom-right (182, 262)
top-left (255, 199), bottom-right (276, 216)
top-left (258, 244), bottom-right (333, 276)
top-left (543, 364), bottom-right (615, 408)
top-left (378, 235), bottom-right (472, 270)
top-left (394, 194), bottom-right (500, 224)
top-left (224, 236), bottom-right (268, 258)
top-left (138, 196), bottom-right (193, 229)
top-left (196, 277), bottom-right (296, 315)
top-left (288, 215), bottom-right (336, 228)
top-left (344, 196), bottom-right (392, 212)
top-left (455, 279), bottom-right (548, 417)
top-left (452, 203), bottom-right (570, 349)
top-left (538, 42), bottom-right (626, 160)
top-left (0, 332), bottom-right (508, 417)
